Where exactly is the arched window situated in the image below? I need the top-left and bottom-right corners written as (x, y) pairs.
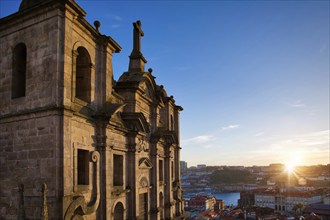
top-left (75, 47), bottom-right (91, 103)
top-left (114, 202), bottom-right (124, 220)
top-left (12, 43), bottom-right (26, 98)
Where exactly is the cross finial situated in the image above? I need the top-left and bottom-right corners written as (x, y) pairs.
top-left (129, 20), bottom-right (147, 72)
top-left (133, 20), bottom-right (144, 52)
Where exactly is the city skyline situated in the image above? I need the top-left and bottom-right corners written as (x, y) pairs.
top-left (1, 0), bottom-right (329, 167)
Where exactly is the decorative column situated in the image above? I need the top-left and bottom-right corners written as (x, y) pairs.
top-left (126, 137), bottom-right (137, 220)
top-left (149, 141), bottom-right (159, 219)
top-left (94, 117), bottom-right (108, 219)
top-left (164, 144), bottom-right (173, 219)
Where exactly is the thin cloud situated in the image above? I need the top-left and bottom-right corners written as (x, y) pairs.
top-left (288, 99), bottom-right (306, 108)
top-left (103, 14), bottom-right (123, 29)
top-left (285, 130), bottom-right (329, 146)
top-left (112, 15), bottom-right (123, 21)
top-left (222, 124), bottom-right (240, 131)
top-left (203, 144), bottom-right (215, 149)
top-left (104, 14), bottom-right (123, 21)
top-left (111, 24), bottom-right (121, 28)
top-left (254, 132), bottom-right (265, 137)
top-left (182, 135), bottom-right (213, 144)
top-left (254, 130), bottom-right (329, 154)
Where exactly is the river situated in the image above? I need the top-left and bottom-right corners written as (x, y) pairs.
top-left (213, 192), bottom-right (240, 206)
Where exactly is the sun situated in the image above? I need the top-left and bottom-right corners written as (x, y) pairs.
top-left (284, 154), bottom-right (303, 174)
top-left (284, 155), bottom-right (304, 181)
top-left (285, 163), bottom-right (295, 173)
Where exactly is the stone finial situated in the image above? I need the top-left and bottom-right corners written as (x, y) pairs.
top-left (148, 68), bottom-right (153, 74)
top-left (129, 20), bottom-right (147, 72)
top-left (94, 20), bottom-right (101, 32)
top-left (19, 0), bottom-right (43, 11)
top-left (133, 20), bottom-right (144, 52)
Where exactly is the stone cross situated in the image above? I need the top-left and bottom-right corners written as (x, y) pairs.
top-left (133, 20), bottom-right (144, 53)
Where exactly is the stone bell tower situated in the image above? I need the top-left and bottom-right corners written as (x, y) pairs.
top-left (0, 0), bottom-right (120, 218)
top-left (0, 1), bottom-right (185, 219)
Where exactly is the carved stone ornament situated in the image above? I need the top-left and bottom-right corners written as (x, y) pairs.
top-left (140, 177), bottom-right (148, 188)
top-left (137, 137), bottom-right (149, 152)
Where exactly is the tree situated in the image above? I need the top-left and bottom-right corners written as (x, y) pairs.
top-left (292, 203), bottom-right (305, 216)
top-left (208, 168), bottom-right (255, 185)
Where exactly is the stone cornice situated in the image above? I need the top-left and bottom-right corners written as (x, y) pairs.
top-left (0, 105), bottom-right (69, 122)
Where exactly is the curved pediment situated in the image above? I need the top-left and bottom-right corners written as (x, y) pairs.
top-left (116, 70), bottom-right (163, 102)
top-left (139, 80), bottom-right (154, 100)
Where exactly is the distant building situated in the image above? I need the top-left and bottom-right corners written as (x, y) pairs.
top-left (188, 195), bottom-right (217, 211)
top-left (303, 203), bottom-right (330, 220)
top-left (197, 164), bottom-right (207, 169)
top-left (269, 163), bottom-right (285, 173)
top-left (181, 160), bottom-right (188, 172)
top-left (239, 190), bottom-right (256, 208)
top-left (255, 188), bottom-right (324, 213)
top-left (267, 178), bottom-right (276, 186)
top-left (324, 195), bottom-right (330, 204)
top-left (214, 199), bottom-right (225, 211)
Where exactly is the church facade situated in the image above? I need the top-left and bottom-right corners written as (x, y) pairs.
top-left (0, 0), bottom-right (184, 219)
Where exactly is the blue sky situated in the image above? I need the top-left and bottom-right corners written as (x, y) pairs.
top-left (1, 0), bottom-right (329, 167)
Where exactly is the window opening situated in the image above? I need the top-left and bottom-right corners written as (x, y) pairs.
top-left (114, 202), bottom-right (124, 220)
top-left (159, 160), bottom-right (164, 182)
top-left (113, 154), bottom-right (124, 186)
top-left (139, 193), bottom-right (148, 220)
top-left (12, 43), bottom-right (27, 98)
top-left (171, 161), bottom-right (174, 179)
top-left (77, 149), bottom-right (89, 185)
top-left (75, 47), bottom-right (91, 103)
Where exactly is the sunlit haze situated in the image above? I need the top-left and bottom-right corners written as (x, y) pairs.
top-left (1, 0), bottom-right (328, 167)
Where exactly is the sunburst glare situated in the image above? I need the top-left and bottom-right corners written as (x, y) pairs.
top-left (285, 163), bottom-right (295, 174)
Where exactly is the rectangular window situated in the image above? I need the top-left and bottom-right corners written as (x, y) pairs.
top-left (113, 154), bottom-right (124, 186)
top-left (78, 149), bottom-right (89, 185)
top-left (139, 193), bottom-right (148, 220)
top-left (12, 43), bottom-right (26, 99)
top-left (159, 160), bottom-right (164, 182)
